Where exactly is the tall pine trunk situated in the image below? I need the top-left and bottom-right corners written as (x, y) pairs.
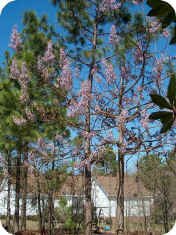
top-left (6, 151), bottom-right (11, 230)
top-left (84, 20), bottom-right (97, 235)
top-left (48, 192), bottom-right (54, 235)
top-left (84, 158), bottom-right (92, 235)
top-left (36, 173), bottom-right (43, 233)
top-left (14, 153), bottom-right (21, 231)
top-left (21, 150), bottom-right (28, 230)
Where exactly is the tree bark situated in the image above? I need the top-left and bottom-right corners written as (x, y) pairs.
top-left (85, 165), bottom-right (92, 235)
top-left (6, 151), bottom-right (11, 230)
top-left (36, 174), bottom-right (43, 233)
top-left (116, 74), bottom-right (125, 235)
top-left (14, 153), bottom-right (21, 231)
top-left (48, 191), bottom-right (55, 235)
top-left (84, 20), bottom-right (97, 235)
top-left (21, 152), bottom-right (28, 230)
top-left (116, 151), bottom-right (125, 235)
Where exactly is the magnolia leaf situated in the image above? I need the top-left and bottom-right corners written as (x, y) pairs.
top-left (150, 94), bottom-right (171, 109)
top-left (167, 75), bottom-right (176, 105)
top-left (149, 111), bottom-right (173, 120)
top-left (160, 116), bottom-right (174, 133)
top-left (147, 0), bottom-right (176, 44)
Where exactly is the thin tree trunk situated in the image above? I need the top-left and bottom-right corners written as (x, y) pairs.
top-left (116, 75), bottom-right (125, 235)
top-left (36, 174), bottom-right (43, 233)
top-left (85, 164), bottom-right (92, 235)
top-left (48, 160), bottom-right (55, 235)
top-left (6, 151), bottom-right (11, 230)
top-left (116, 151), bottom-right (125, 235)
top-left (48, 192), bottom-right (54, 235)
top-left (14, 153), bottom-right (21, 231)
top-left (162, 187), bottom-right (169, 233)
top-left (21, 151), bottom-right (28, 230)
top-left (84, 19), bottom-right (98, 235)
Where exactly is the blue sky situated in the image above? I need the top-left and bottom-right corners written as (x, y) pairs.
top-left (0, 0), bottom-right (57, 64)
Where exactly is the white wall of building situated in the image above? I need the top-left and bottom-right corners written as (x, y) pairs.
top-left (0, 179), bottom-right (152, 218)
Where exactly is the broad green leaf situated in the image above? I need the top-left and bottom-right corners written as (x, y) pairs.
top-left (149, 111), bottom-right (173, 120)
top-left (150, 94), bottom-right (171, 109)
top-left (147, 0), bottom-right (161, 8)
top-left (160, 117), bottom-right (174, 133)
top-left (167, 75), bottom-right (176, 105)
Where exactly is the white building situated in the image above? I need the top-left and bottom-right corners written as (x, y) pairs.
top-left (0, 175), bottom-right (153, 218)
top-left (92, 175), bottom-right (153, 218)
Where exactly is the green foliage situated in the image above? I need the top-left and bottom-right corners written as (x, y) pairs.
top-left (94, 146), bottom-right (117, 176)
top-left (147, 0), bottom-right (176, 44)
top-left (150, 94), bottom-right (171, 109)
top-left (45, 167), bottom-right (67, 191)
top-left (56, 197), bottom-right (83, 233)
top-left (138, 154), bottom-right (175, 229)
top-left (167, 75), bottom-right (176, 105)
top-left (149, 75), bottom-right (176, 133)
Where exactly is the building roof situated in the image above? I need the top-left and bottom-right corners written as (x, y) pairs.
top-left (56, 174), bottom-right (151, 199)
top-left (7, 173), bottom-right (151, 199)
top-left (94, 175), bottom-right (152, 199)
top-left (57, 175), bottom-right (85, 196)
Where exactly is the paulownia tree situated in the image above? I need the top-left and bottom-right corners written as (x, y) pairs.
top-left (51, 1), bottom-right (175, 234)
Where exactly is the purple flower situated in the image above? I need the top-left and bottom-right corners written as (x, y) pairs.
top-left (57, 48), bottom-right (72, 91)
top-left (13, 116), bottom-right (27, 126)
top-left (102, 59), bottom-right (116, 83)
top-left (10, 59), bottom-right (20, 79)
top-left (9, 26), bottom-right (21, 51)
top-left (109, 25), bottom-right (119, 45)
top-left (43, 41), bottom-right (55, 63)
top-left (67, 80), bottom-right (91, 117)
top-left (100, 0), bottom-right (121, 12)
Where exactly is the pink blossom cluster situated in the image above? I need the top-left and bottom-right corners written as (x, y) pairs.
top-left (118, 109), bottom-right (128, 124)
top-left (57, 49), bottom-right (72, 91)
top-left (100, 0), bottom-right (121, 12)
top-left (102, 59), bottom-right (116, 83)
top-left (37, 41), bottom-right (55, 80)
top-left (37, 58), bottom-right (50, 81)
top-left (13, 116), bottom-right (27, 126)
top-left (10, 59), bottom-right (20, 78)
top-left (9, 26), bottom-right (21, 51)
top-left (42, 41), bottom-right (55, 63)
top-left (81, 130), bottom-right (96, 139)
top-left (25, 107), bottom-right (35, 121)
top-left (74, 158), bottom-right (90, 169)
top-left (140, 109), bottom-right (149, 129)
top-left (68, 80), bottom-right (91, 117)
top-left (134, 44), bottom-right (143, 64)
top-left (10, 60), bottom-right (30, 102)
top-left (74, 146), bottom-right (106, 169)
top-left (153, 61), bottom-right (162, 82)
top-left (109, 25), bottom-right (119, 45)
